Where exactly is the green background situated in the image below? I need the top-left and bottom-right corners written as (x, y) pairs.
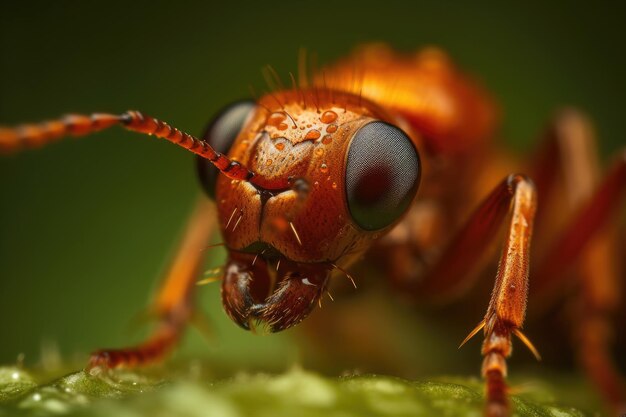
top-left (0, 0), bottom-right (624, 379)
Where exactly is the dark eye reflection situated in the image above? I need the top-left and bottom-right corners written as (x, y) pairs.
top-left (351, 167), bottom-right (393, 206)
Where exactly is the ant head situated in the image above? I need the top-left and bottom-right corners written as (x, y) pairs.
top-left (197, 89), bottom-right (421, 331)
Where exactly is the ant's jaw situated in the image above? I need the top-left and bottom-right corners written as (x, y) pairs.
top-left (220, 251), bottom-right (330, 332)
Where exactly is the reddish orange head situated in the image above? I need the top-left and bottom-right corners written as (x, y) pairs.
top-left (197, 89), bottom-right (421, 331)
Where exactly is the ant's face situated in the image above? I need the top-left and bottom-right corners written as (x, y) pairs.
top-left (197, 90), bottom-right (420, 331)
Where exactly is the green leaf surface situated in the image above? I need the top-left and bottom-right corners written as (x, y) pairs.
top-left (0, 365), bottom-right (589, 417)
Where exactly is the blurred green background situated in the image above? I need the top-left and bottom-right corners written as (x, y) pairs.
top-left (0, 0), bottom-right (624, 378)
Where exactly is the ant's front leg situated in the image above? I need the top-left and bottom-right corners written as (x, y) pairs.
top-left (88, 198), bottom-right (215, 369)
top-left (396, 174), bottom-right (538, 417)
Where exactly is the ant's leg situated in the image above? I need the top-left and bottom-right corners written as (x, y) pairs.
top-left (88, 197), bottom-right (216, 369)
top-left (533, 154), bottom-right (626, 412)
top-left (531, 110), bottom-right (600, 217)
top-left (530, 110), bottom-right (624, 293)
top-left (410, 174), bottom-right (538, 417)
top-left (527, 110), bottom-right (626, 413)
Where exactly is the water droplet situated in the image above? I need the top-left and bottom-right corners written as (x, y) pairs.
top-left (277, 122), bottom-right (288, 131)
top-left (306, 124), bottom-right (312, 128)
top-left (315, 147), bottom-right (324, 156)
top-left (271, 133), bottom-right (280, 139)
top-left (320, 110), bottom-right (338, 124)
top-left (267, 112), bottom-right (286, 127)
top-left (326, 124), bottom-right (338, 133)
top-left (314, 181), bottom-right (319, 186)
top-left (320, 163), bottom-right (329, 173)
top-left (331, 182), bottom-right (337, 189)
top-left (305, 129), bottom-right (321, 140)
top-left (275, 142), bottom-right (285, 150)
top-left (322, 135), bottom-right (332, 145)
top-left (266, 159), bottom-right (273, 166)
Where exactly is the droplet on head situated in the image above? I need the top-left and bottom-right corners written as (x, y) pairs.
top-left (326, 124), bottom-right (338, 133)
top-left (275, 142), bottom-right (285, 150)
top-left (305, 129), bottom-right (321, 140)
top-left (277, 122), bottom-right (288, 131)
top-left (320, 163), bottom-right (329, 173)
top-left (267, 112), bottom-right (286, 127)
top-left (320, 110), bottom-right (338, 124)
top-left (331, 182), bottom-right (337, 189)
top-left (321, 135), bottom-right (332, 145)
top-left (315, 147), bottom-right (324, 156)
top-left (266, 159), bottom-right (273, 166)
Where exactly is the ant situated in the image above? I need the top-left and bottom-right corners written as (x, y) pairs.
top-left (1, 44), bottom-right (624, 417)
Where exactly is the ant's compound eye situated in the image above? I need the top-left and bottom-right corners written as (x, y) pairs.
top-left (345, 121), bottom-right (421, 231)
top-left (197, 100), bottom-right (256, 199)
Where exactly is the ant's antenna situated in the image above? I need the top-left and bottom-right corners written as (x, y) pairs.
top-left (0, 111), bottom-right (264, 185)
